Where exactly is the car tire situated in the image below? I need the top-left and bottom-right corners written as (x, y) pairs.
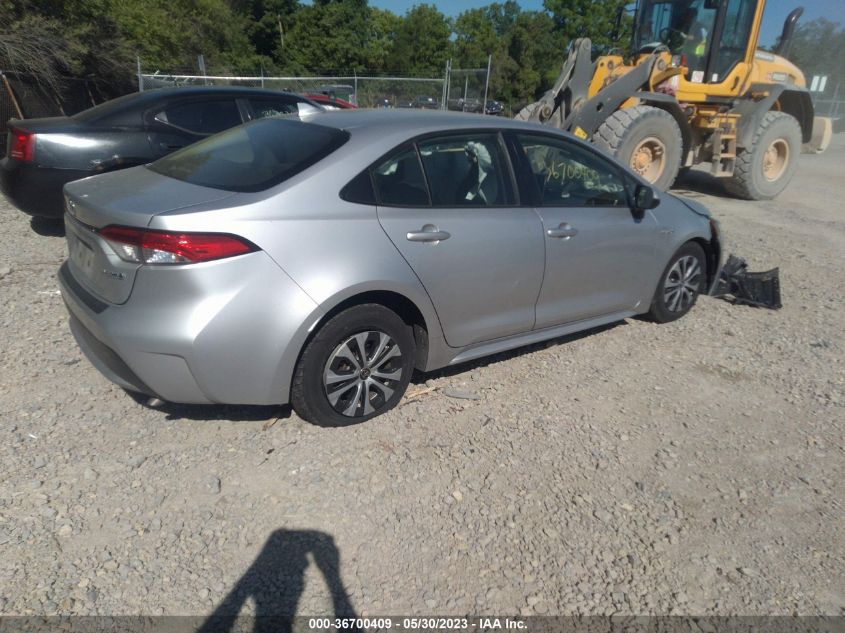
top-left (291, 304), bottom-right (415, 427)
top-left (725, 111), bottom-right (801, 200)
top-left (645, 242), bottom-right (707, 323)
top-left (594, 105), bottom-right (683, 191)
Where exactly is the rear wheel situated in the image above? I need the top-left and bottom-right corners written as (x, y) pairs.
top-left (726, 111), bottom-right (801, 200)
top-left (291, 304), bottom-right (415, 426)
top-left (595, 105), bottom-right (683, 191)
top-left (646, 242), bottom-right (707, 323)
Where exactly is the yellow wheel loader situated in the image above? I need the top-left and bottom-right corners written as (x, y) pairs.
top-left (517, 0), bottom-right (833, 199)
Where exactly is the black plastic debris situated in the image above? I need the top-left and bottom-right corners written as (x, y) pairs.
top-left (712, 255), bottom-right (782, 309)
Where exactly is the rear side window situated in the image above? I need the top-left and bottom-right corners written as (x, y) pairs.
top-left (372, 147), bottom-right (430, 206)
top-left (155, 99), bottom-right (241, 135)
top-left (72, 93), bottom-right (140, 124)
top-left (148, 118), bottom-right (349, 193)
top-left (250, 98), bottom-right (299, 118)
top-left (417, 134), bottom-right (514, 206)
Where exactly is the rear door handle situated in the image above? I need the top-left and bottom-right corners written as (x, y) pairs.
top-left (546, 223), bottom-right (578, 239)
top-left (406, 225), bottom-right (451, 243)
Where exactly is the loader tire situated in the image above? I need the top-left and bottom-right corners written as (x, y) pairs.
top-left (725, 111), bottom-right (801, 200)
top-left (594, 105), bottom-right (682, 191)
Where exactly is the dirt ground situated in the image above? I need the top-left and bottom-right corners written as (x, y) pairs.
top-left (0, 136), bottom-right (842, 619)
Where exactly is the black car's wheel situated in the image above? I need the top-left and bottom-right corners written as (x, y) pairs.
top-left (291, 304), bottom-right (415, 426)
top-left (646, 242), bottom-right (707, 323)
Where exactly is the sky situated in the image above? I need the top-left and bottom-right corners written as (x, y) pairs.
top-left (368, 0), bottom-right (844, 48)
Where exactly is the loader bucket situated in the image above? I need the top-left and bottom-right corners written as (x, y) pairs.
top-left (807, 116), bottom-right (833, 153)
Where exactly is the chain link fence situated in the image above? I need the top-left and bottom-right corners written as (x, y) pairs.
top-left (138, 57), bottom-right (493, 113)
top-left (139, 72), bottom-right (449, 109)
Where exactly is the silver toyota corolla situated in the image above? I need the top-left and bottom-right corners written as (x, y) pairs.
top-left (59, 110), bottom-right (722, 426)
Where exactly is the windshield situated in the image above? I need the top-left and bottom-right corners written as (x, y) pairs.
top-left (634, 0), bottom-right (718, 65)
top-left (148, 117), bottom-right (349, 193)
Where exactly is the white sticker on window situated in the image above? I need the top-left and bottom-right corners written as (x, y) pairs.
top-left (711, 73), bottom-right (719, 82)
top-left (691, 70), bottom-right (704, 83)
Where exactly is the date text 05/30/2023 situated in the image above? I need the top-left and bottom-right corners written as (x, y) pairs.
top-left (307, 617), bottom-right (527, 630)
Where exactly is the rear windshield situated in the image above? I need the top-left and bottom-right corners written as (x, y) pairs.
top-left (72, 93), bottom-right (140, 123)
top-left (147, 118), bottom-right (349, 192)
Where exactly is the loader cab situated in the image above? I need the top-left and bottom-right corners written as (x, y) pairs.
top-left (633, 0), bottom-right (762, 87)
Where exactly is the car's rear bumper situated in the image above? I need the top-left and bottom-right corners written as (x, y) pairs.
top-left (0, 158), bottom-right (89, 218)
top-left (58, 251), bottom-right (322, 406)
top-left (59, 262), bottom-right (212, 403)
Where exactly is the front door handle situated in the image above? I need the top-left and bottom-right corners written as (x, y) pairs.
top-left (406, 225), bottom-right (451, 243)
top-left (546, 223), bottom-right (578, 239)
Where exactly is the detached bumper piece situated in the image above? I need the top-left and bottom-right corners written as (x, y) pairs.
top-left (713, 254), bottom-right (782, 309)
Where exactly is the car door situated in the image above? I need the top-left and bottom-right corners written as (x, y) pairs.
top-left (512, 132), bottom-right (658, 329)
top-left (375, 132), bottom-right (545, 349)
top-left (148, 97), bottom-right (244, 159)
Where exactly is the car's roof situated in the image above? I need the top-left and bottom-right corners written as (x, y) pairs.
top-left (73, 86), bottom-right (317, 125)
top-left (304, 108), bottom-right (560, 136)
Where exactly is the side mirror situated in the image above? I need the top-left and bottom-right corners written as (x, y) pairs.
top-left (633, 184), bottom-right (660, 217)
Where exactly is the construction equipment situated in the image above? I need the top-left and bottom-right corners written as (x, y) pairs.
top-left (517, 0), bottom-right (833, 199)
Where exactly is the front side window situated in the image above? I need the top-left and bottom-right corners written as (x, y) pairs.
top-left (634, 0), bottom-right (718, 79)
top-left (417, 134), bottom-right (514, 206)
top-left (517, 134), bottom-right (630, 208)
top-left (155, 99), bottom-right (241, 135)
top-left (713, 0), bottom-right (757, 81)
top-left (148, 118), bottom-right (349, 192)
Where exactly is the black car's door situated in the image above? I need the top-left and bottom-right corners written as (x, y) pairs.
top-left (147, 97), bottom-right (245, 159)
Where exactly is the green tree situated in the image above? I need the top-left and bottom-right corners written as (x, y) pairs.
top-left (390, 4), bottom-right (453, 76)
top-left (453, 8), bottom-right (500, 69)
top-left (543, 0), bottom-right (627, 51)
top-left (787, 18), bottom-right (845, 99)
top-left (364, 8), bottom-right (404, 72)
top-left (277, 0), bottom-right (370, 73)
top-left (109, 0), bottom-right (260, 73)
top-left (501, 11), bottom-right (562, 107)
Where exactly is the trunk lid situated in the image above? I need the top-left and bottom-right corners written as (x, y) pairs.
top-left (63, 166), bottom-right (236, 305)
top-left (6, 116), bottom-right (79, 161)
top-left (7, 116), bottom-right (79, 134)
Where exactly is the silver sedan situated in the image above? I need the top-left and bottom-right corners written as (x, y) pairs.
top-left (59, 110), bottom-right (723, 426)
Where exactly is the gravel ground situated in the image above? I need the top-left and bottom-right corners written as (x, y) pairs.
top-left (0, 137), bottom-right (842, 619)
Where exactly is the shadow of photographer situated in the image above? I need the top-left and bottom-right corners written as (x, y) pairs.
top-left (198, 529), bottom-right (360, 633)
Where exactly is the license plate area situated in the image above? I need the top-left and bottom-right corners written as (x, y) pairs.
top-left (63, 214), bottom-right (140, 305)
top-left (67, 229), bottom-right (96, 278)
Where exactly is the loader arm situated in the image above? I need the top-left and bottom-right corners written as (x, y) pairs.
top-left (516, 38), bottom-right (661, 139)
top-left (516, 38), bottom-right (595, 127)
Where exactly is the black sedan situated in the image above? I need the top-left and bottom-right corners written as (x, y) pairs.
top-left (485, 99), bottom-right (504, 116)
top-left (1, 87), bottom-right (322, 219)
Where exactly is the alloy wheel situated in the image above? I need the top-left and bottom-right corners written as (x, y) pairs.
top-left (664, 255), bottom-right (702, 313)
top-left (323, 331), bottom-right (404, 417)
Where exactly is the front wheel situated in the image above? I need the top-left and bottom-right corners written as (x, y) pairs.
top-left (594, 105), bottom-right (683, 191)
top-left (291, 304), bottom-right (415, 426)
top-left (645, 242), bottom-right (707, 323)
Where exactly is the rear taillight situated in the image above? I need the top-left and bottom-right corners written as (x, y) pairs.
top-left (98, 226), bottom-right (257, 265)
top-left (9, 129), bottom-right (35, 162)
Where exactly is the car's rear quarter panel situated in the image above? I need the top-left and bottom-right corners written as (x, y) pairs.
top-left (147, 138), bottom-right (447, 400)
